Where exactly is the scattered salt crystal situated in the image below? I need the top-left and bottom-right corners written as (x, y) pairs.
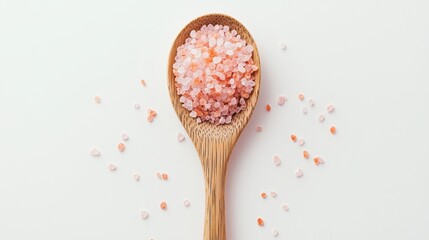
top-left (326, 104), bottom-right (335, 113)
top-left (134, 103), bottom-right (140, 109)
top-left (162, 173), bottom-right (168, 180)
top-left (302, 106), bottom-right (308, 114)
top-left (160, 201), bottom-right (167, 210)
top-left (279, 41), bottom-right (287, 50)
top-left (156, 172), bottom-right (162, 179)
top-left (108, 163), bottom-right (117, 171)
top-left (90, 147), bottom-right (100, 157)
top-left (140, 79), bottom-right (147, 87)
top-left (297, 139), bottom-right (305, 146)
top-left (117, 143), bottom-right (126, 152)
top-left (298, 93), bottom-right (305, 101)
top-left (270, 191), bottom-right (278, 198)
top-left (140, 210), bottom-right (149, 219)
top-left (177, 132), bottom-right (185, 142)
top-left (318, 114), bottom-right (325, 122)
top-left (256, 126), bottom-right (263, 132)
top-left (295, 168), bottom-right (303, 177)
top-left (133, 173), bottom-right (140, 181)
top-left (308, 98), bottom-right (315, 107)
top-left (277, 96), bottom-right (286, 105)
top-left (147, 109), bottom-right (157, 122)
top-left (94, 96), bottom-right (101, 104)
top-left (183, 199), bottom-right (191, 207)
top-left (282, 204), bottom-right (289, 211)
top-left (272, 228), bottom-right (279, 237)
top-left (121, 132), bottom-right (129, 141)
top-left (273, 155), bottom-right (281, 166)
top-left (314, 157), bottom-right (325, 165)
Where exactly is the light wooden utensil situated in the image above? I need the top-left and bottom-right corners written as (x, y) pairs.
top-left (167, 13), bottom-right (261, 240)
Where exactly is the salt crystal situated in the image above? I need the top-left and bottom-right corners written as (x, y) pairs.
top-left (295, 168), bottom-right (303, 177)
top-left (183, 199), bottom-right (191, 207)
top-left (272, 228), bottom-right (279, 237)
top-left (279, 41), bottom-right (287, 50)
top-left (326, 104), bottom-right (335, 113)
top-left (270, 191), bottom-right (278, 198)
top-left (108, 163), bottom-right (117, 171)
top-left (282, 204), bottom-right (289, 211)
top-left (308, 98), bottom-right (315, 107)
top-left (318, 114), bottom-right (325, 122)
top-left (213, 56), bottom-right (222, 64)
top-left (297, 139), bottom-right (305, 146)
top-left (94, 96), bottom-right (101, 103)
top-left (298, 93), bottom-right (305, 101)
top-left (273, 155), bottom-right (281, 166)
top-left (256, 126), bottom-right (263, 132)
top-left (121, 132), bottom-right (129, 141)
top-left (140, 210), bottom-right (149, 219)
top-left (302, 106), bottom-right (308, 114)
top-left (177, 132), bottom-right (185, 142)
top-left (277, 96), bottom-right (286, 105)
top-left (133, 173), bottom-right (140, 181)
top-left (156, 172), bottom-right (162, 179)
top-left (90, 147), bottom-right (100, 157)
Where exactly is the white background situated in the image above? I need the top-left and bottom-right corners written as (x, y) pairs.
top-left (1, 0), bottom-right (429, 239)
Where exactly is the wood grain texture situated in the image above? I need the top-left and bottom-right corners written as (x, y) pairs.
top-left (167, 13), bottom-right (261, 240)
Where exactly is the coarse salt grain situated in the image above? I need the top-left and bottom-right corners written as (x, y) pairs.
top-left (147, 109), bottom-right (157, 122)
top-left (295, 168), bottom-right (303, 177)
top-left (133, 173), bottom-right (140, 181)
top-left (302, 106), bottom-right (308, 114)
top-left (162, 173), bottom-right (168, 180)
top-left (261, 192), bottom-right (267, 199)
top-left (156, 172), bottom-right (162, 179)
top-left (94, 96), bottom-right (101, 104)
top-left (121, 132), bottom-right (129, 141)
top-left (279, 41), bottom-right (287, 50)
top-left (257, 217), bottom-right (264, 226)
top-left (256, 126), bottom-right (263, 132)
top-left (272, 228), bottom-right (279, 237)
top-left (273, 155), bottom-right (281, 166)
top-left (108, 163), bottom-right (117, 171)
top-left (160, 201), bottom-right (167, 210)
top-left (140, 210), bottom-right (149, 219)
top-left (303, 150), bottom-right (309, 159)
top-left (297, 139), bottom-right (305, 146)
top-left (90, 147), bottom-right (101, 157)
top-left (270, 191), bottom-right (277, 198)
top-left (326, 104), bottom-right (335, 113)
top-left (173, 24), bottom-right (258, 125)
top-left (134, 103), bottom-right (140, 109)
top-left (277, 96), bottom-right (287, 105)
top-left (314, 157), bottom-right (325, 165)
top-left (140, 79), bottom-right (147, 87)
top-left (318, 114), bottom-right (325, 122)
top-left (308, 98), bottom-right (315, 107)
top-left (117, 143), bottom-right (126, 152)
top-left (290, 134), bottom-right (297, 142)
top-left (330, 126), bottom-right (337, 135)
top-left (298, 93), bottom-right (305, 101)
top-left (177, 132), bottom-right (185, 142)
top-left (282, 204), bottom-right (289, 211)
top-left (265, 104), bottom-right (271, 112)
top-left (183, 199), bottom-right (191, 207)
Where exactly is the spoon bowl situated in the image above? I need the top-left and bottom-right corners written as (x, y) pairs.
top-left (167, 13), bottom-right (261, 240)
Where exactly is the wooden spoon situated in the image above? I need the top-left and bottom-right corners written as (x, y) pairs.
top-left (167, 13), bottom-right (261, 240)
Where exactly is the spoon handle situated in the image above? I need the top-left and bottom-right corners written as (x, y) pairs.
top-left (199, 138), bottom-right (232, 240)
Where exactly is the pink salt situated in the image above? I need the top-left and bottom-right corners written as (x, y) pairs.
top-left (173, 24), bottom-right (258, 125)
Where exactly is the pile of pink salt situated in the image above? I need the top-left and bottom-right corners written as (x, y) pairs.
top-left (173, 24), bottom-right (258, 125)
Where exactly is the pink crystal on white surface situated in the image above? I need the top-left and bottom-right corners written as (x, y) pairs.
top-left (173, 24), bottom-right (258, 125)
